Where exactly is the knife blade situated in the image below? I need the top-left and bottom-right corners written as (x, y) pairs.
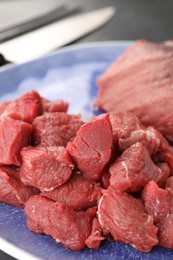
top-left (0, 6), bottom-right (115, 64)
top-left (0, 5), bottom-right (81, 42)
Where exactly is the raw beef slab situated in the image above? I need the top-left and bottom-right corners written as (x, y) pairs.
top-left (94, 40), bottom-right (173, 140)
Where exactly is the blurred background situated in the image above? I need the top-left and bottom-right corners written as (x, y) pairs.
top-left (0, 0), bottom-right (173, 45)
top-left (0, 0), bottom-right (173, 259)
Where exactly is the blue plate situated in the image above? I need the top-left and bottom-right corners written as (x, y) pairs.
top-left (0, 42), bottom-right (173, 260)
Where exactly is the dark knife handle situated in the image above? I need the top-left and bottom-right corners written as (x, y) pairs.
top-left (0, 5), bottom-right (81, 43)
top-left (0, 53), bottom-right (11, 66)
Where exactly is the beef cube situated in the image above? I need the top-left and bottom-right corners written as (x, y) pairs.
top-left (109, 142), bottom-right (163, 192)
top-left (97, 188), bottom-right (158, 252)
top-left (0, 116), bottom-right (32, 166)
top-left (2, 90), bottom-right (42, 123)
top-left (157, 214), bottom-right (173, 249)
top-left (85, 217), bottom-right (104, 249)
top-left (100, 168), bottom-right (111, 189)
top-left (156, 163), bottom-right (170, 187)
top-left (94, 40), bottom-right (173, 140)
top-left (41, 173), bottom-right (101, 211)
top-left (142, 181), bottom-right (173, 248)
top-left (32, 112), bottom-right (83, 147)
top-left (165, 176), bottom-right (173, 192)
top-left (153, 146), bottom-right (173, 175)
top-left (119, 126), bottom-right (169, 155)
top-left (142, 181), bottom-right (173, 222)
top-left (109, 112), bottom-right (143, 141)
top-left (67, 114), bottom-right (113, 180)
top-left (0, 101), bottom-right (11, 115)
top-left (20, 146), bottom-right (74, 191)
top-left (25, 195), bottom-right (96, 250)
top-left (41, 97), bottom-right (68, 113)
top-left (0, 166), bottom-right (38, 208)
top-left (109, 112), bottom-right (169, 155)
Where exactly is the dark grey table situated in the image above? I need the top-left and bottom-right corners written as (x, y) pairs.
top-left (0, 0), bottom-right (173, 259)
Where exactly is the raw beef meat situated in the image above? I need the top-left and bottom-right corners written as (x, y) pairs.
top-left (0, 166), bottom-right (38, 207)
top-left (165, 176), bottom-right (173, 192)
top-left (85, 217), bottom-right (104, 249)
top-left (142, 181), bottom-right (173, 248)
top-left (109, 112), bottom-right (143, 141)
top-left (142, 181), bottom-right (173, 220)
top-left (0, 116), bottom-right (32, 166)
top-left (94, 39), bottom-right (173, 140)
top-left (67, 114), bottom-right (113, 180)
top-left (100, 168), bottom-right (111, 189)
top-left (32, 112), bottom-right (83, 147)
top-left (109, 112), bottom-right (168, 155)
top-left (1, 89), bottom-right (173, 252)
top-left (156, 163), bottom-right (170, 187)
top-left (119, 126), bottom-right (169, 155)
top-left (153, 146), bottom-right (173, 175)
top-left (0, 101), bottom-right (11, 115)
top-left (109, 142), bottom-right (163, 192)
top-left (41, 97), bottom-right (68, 113)
top-left (41, 173), bottom-right (101, 210)
top-left (97, 188), bottom-right (158, 252)
top-left (20, 146), bottom-right (74, 191)
top-left (25, 195), bottom-right (96, 250)
top-left (2, 90), bottom-right (42, 123)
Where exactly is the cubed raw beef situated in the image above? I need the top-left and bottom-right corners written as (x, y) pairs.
top-left (109, 142), bottom-right (163, 192)
top-left (109, 112), bottom-right (168, 155)
top-left (2, 90), bottom-right (42, 123)
top-left (85, 217), bottom-right (105, 249)
top-left (100, 168), bottom-right (110, 189)
top-left (0, 166), bottom-right (38, 208)
top-left (20, 146), bottom-right (74, 191)
top-left (157, 214), bottom-right (173, 249)
top-left (94, 40), bottom-right (173, 140)
top-left (67, 114), bottom-right (113, 180)
top-left (0, 116), bottom-right (32, 166)
top-left (41, 173), bottom-right (101, 210)
top-left (25, 195), bottom-right (96, 250)
top-left (119, 126), bottom-right (169, 155)
top-left (142, 181), bottom-right (173, 248)
top-left (0, 101), bottom-right (11, 115)
top-left (41, 97), bottom-right (68, 113)
top-left (165, 176), bottom-right (173, 192)
top-left (109, 112), bottom-right (143, 141)
top-left (32, 112), bottom-right (83, 147)
top-left (153, 146), bottom-right (173, 175)
top-left (97, 188), bottom-right (158, 252)
top-left (156, 163), bottom-right (170, 187)
top-left (142, 181), bottom-right (173, 221)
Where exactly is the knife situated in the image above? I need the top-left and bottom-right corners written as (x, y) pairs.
top-left (0, 5), bottom-right (81, 42)
top-left (0, 6), bottom-right (115, 64)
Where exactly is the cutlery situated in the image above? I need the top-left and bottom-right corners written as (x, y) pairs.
top-left (0, 6), bottom-right (115, 64)
top-left (0, 5), bottom-right (80, 43)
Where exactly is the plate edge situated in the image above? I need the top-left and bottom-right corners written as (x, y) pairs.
top-left (0, 237), bottom-right (41, 260)
top-left (0, 40), bottom-right (133, 73)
